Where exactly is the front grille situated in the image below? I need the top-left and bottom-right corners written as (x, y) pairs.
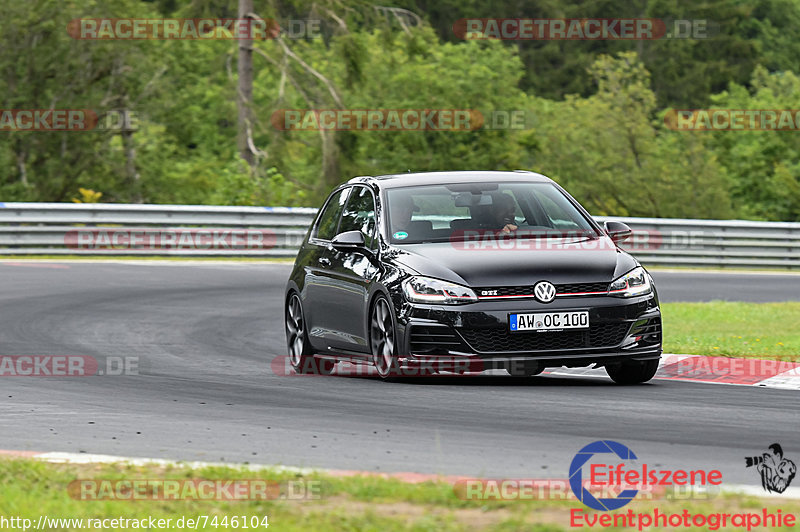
top-left (458, 322), bottom-right (630, 353)
top-left (556, 282), bottom-right (609, 294)
top-left (476, 282), bottom-right (609, 298)
top-left (478, 286), bottom-right (536, 297)
top-left (409, 325), bottom-right (465, 355)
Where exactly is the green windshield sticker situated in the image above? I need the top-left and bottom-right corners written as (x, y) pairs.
top-left (393, 231), bottom-right (408, 240)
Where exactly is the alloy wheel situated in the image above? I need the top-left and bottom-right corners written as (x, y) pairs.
top-left (370, 296), bottom-right (397, 377)
top-left (286, 294), bottom-right (305, 367)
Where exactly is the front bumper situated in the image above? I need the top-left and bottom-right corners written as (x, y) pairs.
top-left (395, 294), bottom-right (661, 370)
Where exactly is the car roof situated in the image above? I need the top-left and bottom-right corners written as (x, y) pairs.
top-left (346, 170), bottom-right (554, 189)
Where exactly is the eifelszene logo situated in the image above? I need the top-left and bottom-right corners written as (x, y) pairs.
top-left (745, 443), bottom-right (797, 494)
top-left (569, 440), bottom-right (722, 511)
top-left (569, 440), bottom-right (640, 511)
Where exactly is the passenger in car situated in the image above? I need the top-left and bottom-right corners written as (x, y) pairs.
top-left (390, 193), bottom-right (416, 231)
top-left (389, 193), bottom-right (432, 240)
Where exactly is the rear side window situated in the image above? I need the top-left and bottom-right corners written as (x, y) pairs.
top-left (314, 188), bottom-right (350, 240)
top-left (338, 186), bottom-right (376, 248)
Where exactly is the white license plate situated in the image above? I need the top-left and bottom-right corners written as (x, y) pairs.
top-left (509, 311), bottom-right (589, 332)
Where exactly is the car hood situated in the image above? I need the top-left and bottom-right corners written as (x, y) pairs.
top-left (386, 236), bottom-right (638, 286)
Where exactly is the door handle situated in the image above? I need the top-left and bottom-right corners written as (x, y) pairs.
top-left (319, 257), bottom-right (331, 267)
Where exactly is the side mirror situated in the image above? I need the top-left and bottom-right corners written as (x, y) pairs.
top-left (331, 230), bottom-right (367, 251)
top-left (604, 221), bottom-right (632, 244)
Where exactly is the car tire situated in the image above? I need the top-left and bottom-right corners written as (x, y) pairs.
top-left (369, 294), bottom-right (400, 380)
top-left (285, 293), bottom-right (335, 375)
top-left (605, 359), bottom-right (659, 384)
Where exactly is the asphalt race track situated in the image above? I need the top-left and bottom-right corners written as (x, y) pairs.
top-left (0, 261), bottom-right (798, 485)
top-left (651, 270), bottom-right (800, 303)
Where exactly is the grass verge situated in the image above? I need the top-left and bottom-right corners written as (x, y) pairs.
top-left (662, 302), bottom-right (800, 360)
top-left (1, 458), bottom-right (799, 531)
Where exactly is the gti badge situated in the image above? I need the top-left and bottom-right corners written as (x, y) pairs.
top-left (481, 290), bottom-right (498, 296)
top-left (533, 281), bottom-right (556, 303)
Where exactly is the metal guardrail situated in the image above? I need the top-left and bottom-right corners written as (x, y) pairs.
top-left (0, 203), bottom-right (317, 257)
top-left (0, 202), bottom-right (798, 268)
top-left (594, 216), bottom-right (800, 269)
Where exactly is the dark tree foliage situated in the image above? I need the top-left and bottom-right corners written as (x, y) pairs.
top-left (1, 0), bottom-right (799, 220)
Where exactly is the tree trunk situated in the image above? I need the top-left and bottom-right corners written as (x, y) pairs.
top-left (121, 128), bottom-right (141, 203)
top-left (320, 129), bottom-right (340, 192)
top-left (15, 142), bottom-right (28, 186)
top-left (237, 0), bottom-right (255, 168)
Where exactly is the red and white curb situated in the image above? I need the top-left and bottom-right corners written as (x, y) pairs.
top-left (0, 450), bottom-right (798, 501)
top-left (545, 354), bottom-right (800, 389)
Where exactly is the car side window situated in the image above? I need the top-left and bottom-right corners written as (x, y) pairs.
top-left (314, 188), bottom-right (350, 241)
top-left (338, 186), bottom-right (376, 248)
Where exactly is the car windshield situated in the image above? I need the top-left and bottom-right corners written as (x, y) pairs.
top-left (385, 182), bottom-right (598, 244)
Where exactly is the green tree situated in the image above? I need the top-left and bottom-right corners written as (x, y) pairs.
top-left (525, 52), bottom-right (732, 218)
top-left (706, 66), bottom-right (800, 220)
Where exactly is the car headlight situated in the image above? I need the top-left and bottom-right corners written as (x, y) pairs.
top-left (402, 276), bottom-right (478, 304)
top-left (608, 267), bottom-right (652, 298)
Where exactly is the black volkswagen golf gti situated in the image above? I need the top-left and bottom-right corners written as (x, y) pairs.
top-left (285, 171), bottom-right (662, 384)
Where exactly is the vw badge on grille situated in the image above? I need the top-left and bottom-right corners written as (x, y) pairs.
top-left (533, 281), bottom-right (556, 303)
